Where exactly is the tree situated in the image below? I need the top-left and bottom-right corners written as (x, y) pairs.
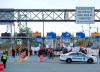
top-left (19, 27), bottom-right (32, 37)
top-left (18, 27), bottom-right (32, 47)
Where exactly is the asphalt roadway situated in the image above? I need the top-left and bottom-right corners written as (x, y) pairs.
top-left (4, 55), bottom-right (100, 72)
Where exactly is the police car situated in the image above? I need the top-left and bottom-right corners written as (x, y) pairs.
top-left (60, 52), bottom-right (97, 63)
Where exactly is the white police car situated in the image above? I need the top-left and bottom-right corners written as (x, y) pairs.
top-left (60, 52), bottom-right (97, 63)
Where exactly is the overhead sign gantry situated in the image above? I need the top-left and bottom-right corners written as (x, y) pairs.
top-left (0, 8), bottom-right (100, 22)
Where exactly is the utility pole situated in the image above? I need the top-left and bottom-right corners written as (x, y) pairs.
top-left (97, 27), bottom-right (99, 32)
top-left (96, 27), bottom-right (99, 42)
top-left (82, 26), bottom-right (84, 32)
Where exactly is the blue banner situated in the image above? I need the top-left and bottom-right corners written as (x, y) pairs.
top-left (61, 32), bottom-right (71, 39)
top-left (46, 32), bottom-right (56, 39)
top-left (76, 32), bottom-right (85, 38)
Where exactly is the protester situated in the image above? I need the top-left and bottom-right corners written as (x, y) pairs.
top-left (62, 48), bottom-right (68, 54)
top-left (12, 48), bottom-right (15, 58)
top-left (5, 49), bottom-right (8, 56)
top-left (83, 49), bottom-right (87, 54)
top-left (29, 48), bottom-right (32, 56)
top-left (49, 48), bottom-right (54, 59)
top-left (16, 48), bottom-right (20, 56)
top-left (39, 48), bottom-right (44, 62)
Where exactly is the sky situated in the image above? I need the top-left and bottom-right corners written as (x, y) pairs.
top-left (0, 0), bottom-right (100, 36)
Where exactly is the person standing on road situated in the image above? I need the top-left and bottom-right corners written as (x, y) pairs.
top-left (1, 52), bottom-right (7, 68)
top-left (49, 48), bottom-right (54, 59)
top-left (12, 48), bottom-right (15, 58)
top-left (29, 48), bottom-right (32, 56)
top-left (5, 49), bottom-right (8, 56)
top-left (16, 48), bottom-right (20, 56)
top-left (39, 47), bottom-right (44, 62)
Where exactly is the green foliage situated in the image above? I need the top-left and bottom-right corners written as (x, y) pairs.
top-left (19, 27), bottom-right (33, 47)
top-left (19, 27), bottom-right (32, 36)
top-left (77, 39), bottom-right (84, 45)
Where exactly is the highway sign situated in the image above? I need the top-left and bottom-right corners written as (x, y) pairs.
top-left (76, 7), bottom-right (95, 24)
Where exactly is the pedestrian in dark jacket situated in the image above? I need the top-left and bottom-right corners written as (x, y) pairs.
top-left (16, 48), bottom-right (19, 56)
top-left (39, 48), bottom-right (43, 56)
top-left (49, 48), bottom-right (54, 59)
top-left (12, 48), bottom-right (15, 58)
top-left (62, 48), bottom-right (68, 54)
top-left (1, 52), bottom-right (7, 68)
top-left (39, 48), bottom-right (44, 62)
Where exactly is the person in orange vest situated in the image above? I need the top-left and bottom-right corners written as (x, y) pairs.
top-left (1, 52), bottom-right (7, 68)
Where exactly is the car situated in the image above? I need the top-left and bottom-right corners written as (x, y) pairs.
top-left (59, 52), bottom-right (97, 63)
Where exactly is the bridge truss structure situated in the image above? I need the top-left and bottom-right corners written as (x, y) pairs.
top-left (0, 9), bottom-right (100, 22)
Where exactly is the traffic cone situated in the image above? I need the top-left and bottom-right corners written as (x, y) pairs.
top-left (0, 63), bottom-right (4, 72)
top-left (40, 55), bottom-right (43, 62)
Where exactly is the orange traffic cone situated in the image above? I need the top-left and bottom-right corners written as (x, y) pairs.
top-left (0, 63), bottom-right (4, 72)
top-left (40, 55), bottom-right (43, 62)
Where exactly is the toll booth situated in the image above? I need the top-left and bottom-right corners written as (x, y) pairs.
top-left (46, 32), bottom-right (56, 48)
top-left (32, 32), bottom-right (42, 47)
top-left (91, 32), bottom-right (100, 48)
top-left (76, 32), bottom-right (85, 47)
top-left (61, 32), bottom-right (72, 47)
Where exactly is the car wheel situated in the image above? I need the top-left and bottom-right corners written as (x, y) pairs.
top-left (66, 58), bottom-right (72, 63)
top-left (87, 59), bottom-right (93, 63)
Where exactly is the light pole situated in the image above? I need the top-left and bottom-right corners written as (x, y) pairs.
top-left (11, 25), bottom-right (13, 49)
top-left (25, 15), bottom-right (30, 48)
top-left (42, 13), bottom-right (44, 47)
top-left (89, 24), bottom-right (91, 37)
top-left (13, 23), bottom-right (15, 49)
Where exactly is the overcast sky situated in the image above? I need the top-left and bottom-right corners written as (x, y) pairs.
top-left (0, 0), bottom-right (100, 36)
